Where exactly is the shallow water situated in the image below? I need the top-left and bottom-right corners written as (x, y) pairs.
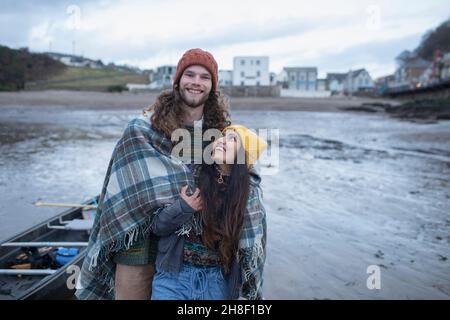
top-left (0, 106), bottom-right (449, 299)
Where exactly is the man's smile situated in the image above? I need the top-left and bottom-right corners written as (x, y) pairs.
top-left (186, 88), bottom-right (204, 95)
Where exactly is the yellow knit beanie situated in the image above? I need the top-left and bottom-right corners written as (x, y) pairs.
top-left (222, 125), bottom-right (267, 167)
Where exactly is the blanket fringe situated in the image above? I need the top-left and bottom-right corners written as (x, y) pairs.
top-left (87, 216), bottom-right (155, 289)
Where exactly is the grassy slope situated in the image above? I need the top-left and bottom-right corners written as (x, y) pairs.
top-left (26, 66), bottom-right (149, 91)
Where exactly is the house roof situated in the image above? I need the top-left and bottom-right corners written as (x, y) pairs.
top-left (326, 73), bottom-right (347, 81)
top-left (283, 67), bottom-right (317, 73)
top-left (347, 69), bottom-right (368, 78)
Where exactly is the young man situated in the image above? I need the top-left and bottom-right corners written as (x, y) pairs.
top-left (75, 48), bottom-right (230, 300)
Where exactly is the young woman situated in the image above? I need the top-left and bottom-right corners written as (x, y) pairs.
top-left (150, 125), bottom-right (267, 300)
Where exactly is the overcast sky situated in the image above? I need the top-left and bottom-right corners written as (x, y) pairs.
top-left (1, 0), bottom-right (448, 78)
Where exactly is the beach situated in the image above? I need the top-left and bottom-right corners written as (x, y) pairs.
top-left (0, 89), bottom-right (401, 111)
top-left (0, 90), bottom-right (449, 299)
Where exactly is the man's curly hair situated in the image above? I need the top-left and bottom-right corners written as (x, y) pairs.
top-left (143, 88), bottom-right (231, 141)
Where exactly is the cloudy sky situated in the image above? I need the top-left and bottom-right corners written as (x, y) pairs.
top-left (1, 0), bottom-right (448, 78)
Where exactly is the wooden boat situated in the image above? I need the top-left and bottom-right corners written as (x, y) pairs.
top-left (0, 198), bottom-right (97, 300)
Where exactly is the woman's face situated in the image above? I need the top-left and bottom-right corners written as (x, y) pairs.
top-left (211, 130), bottom-right (242, 165)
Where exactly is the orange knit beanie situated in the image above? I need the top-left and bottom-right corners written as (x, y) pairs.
top-left (173, 48), bottom-right (218, 90)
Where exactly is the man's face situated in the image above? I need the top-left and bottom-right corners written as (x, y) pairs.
top-left (179, 65), bottom-right (213, 108)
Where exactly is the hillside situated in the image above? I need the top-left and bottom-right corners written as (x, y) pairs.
top-left (415, 18), bottom-right (450, 60)
top-left (25, 66), bottom-right (150, 92)
top-left (0, 45), bottom-right (66, 91)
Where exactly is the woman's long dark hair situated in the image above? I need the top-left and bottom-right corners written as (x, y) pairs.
top-left (198, 158), bottom-right (250, 274)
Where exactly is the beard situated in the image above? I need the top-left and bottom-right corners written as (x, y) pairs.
top-left (179, 86), bottom-right (210, 108)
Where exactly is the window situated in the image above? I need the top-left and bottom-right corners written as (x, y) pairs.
top-left (256, 71), bottom-right (261, 77)
top-left (251, 60), bottom-right (253, 65)
top-left (256, 60), bottom-right (260, 65)
top-left (241, 60), bottom-right (245, 65)
top-left (241, 81), bottom-right (244, 86)
top-left (291, 75), bottom-right (295, 81)
top-left (241, 71), bottom-right (245, 77)
top-left (256, 81), bottom-right (260, 86)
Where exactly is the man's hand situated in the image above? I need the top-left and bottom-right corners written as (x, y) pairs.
top-left (180, 185), bottom-right (203, 211)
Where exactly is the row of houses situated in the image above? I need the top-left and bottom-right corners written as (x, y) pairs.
top-left (44, 50), bottom-right (377, 96)
top-left (147, 57), bottom-right (273, 89)
top-left (46, 49), bottom-right (450, 96)
top-left (375, 50), bottom-right (450, 94)
top-left (147, 56), bottom-right (375, 96)
top-left (277, 67), bottom-right (374, 94)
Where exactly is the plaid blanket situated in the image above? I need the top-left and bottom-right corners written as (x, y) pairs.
top-left (239, 178), bottom-right (267, 300)
top-left (75, 115), bottom-right (266, 300)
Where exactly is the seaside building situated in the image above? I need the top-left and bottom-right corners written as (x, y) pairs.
top-left (283, 67), bottom-right (318, 91)
top-left (45, 52), bottom-right (104, 69)
top-left (375, 74), bottom-right (395, 94)
top-left (343, 68), bottom-right (374, 94)
top-left (232, 56), bottom-right (270, 86)
top-left (392, 51), bottom-right (430, 89)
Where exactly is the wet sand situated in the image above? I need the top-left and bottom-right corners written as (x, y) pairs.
top-left (0, 90), bottom-right (449, 299)
top-left (0, 89), bottom-right (400, 111)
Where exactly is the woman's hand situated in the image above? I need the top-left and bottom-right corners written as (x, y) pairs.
top-left (180, 185), bottom-right (203, 211)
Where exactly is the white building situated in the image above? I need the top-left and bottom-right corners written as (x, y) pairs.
top-left (218, 70), bottom-right (233, 87)
top-left (344, 69), bottom-right (374, 93)
top-left (46, 52), bottom-right (104, 68)
top-left (232, 56), bottom-right (270, 86)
